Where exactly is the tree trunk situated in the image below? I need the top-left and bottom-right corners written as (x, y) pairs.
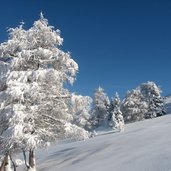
top-left (0, 154), bottom-right (11, 171)
top-left (22, 149), bottom-right (29, 169)
top-left (9, 155), bottom-right (16, 171)
top-left (28, 149), bottom-right (36, 171)
top-left (0, 155), bottom-right (6, 171)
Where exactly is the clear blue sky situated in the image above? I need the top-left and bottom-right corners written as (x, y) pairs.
top-left (0, 0), bottom-right (171, 98)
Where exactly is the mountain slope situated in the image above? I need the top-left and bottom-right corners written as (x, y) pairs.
top-left (28, 114), bottom-right (171, 171)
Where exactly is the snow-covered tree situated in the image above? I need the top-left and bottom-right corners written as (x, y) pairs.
top-left (121, 81), bottom-right (164, 123)
top-left (121, 88), bottom-right (148, 123)
top-left (0, 13), bottom-right (89, 171)
top-left (140, 81), bottom-right (165, 118)
top-left (92, 87), bottom-right (110, 128)
top-left (109, 92), bottom-right (124, 131)
top-left (70, 94), bottom-right (92, 131)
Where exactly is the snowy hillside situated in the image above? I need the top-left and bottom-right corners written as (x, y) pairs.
top-left (18, 114), bottom-right (171, 171)
top-left (164, 95), bottom-right (171, 113)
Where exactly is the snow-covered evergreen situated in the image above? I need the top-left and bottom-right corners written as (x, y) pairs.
top-left (0, 13), bottom-right (89, 170)
top-left (109, 92), bottom-right (124, 131)
top-left (140, 81), bottom-right (165, 118)
top-left (92, 87), bottom-right (110, 128)
top-left (121, 89), bottom-right (147, 123)
top-left (121, 81), bottom-right (164, 123)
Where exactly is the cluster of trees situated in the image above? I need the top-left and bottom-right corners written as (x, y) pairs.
top-left (69, 87), bottom-right (125, 133)
top-left (83, 81), bottom-right (164, 132)
top-left (0, 14), bottom-right (165, 171)
top-left (121, 81), bottom-right (165, 123)
top-left (90, 81), bottom-right (165, 128)
top-left (91, 87), bottom-right (124, 131)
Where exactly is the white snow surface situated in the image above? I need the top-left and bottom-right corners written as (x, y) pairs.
top-left (18, 115), bottom-right (171, 171)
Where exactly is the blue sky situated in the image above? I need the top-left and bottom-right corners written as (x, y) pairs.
top-left (0, 0), bottom-right (171, 98)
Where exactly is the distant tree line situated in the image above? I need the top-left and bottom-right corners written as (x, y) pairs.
top-left (70, 81), bottom-right (165, 133)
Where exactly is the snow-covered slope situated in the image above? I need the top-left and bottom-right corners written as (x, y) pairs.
top-left (19, 114), bottom-right (171, 171)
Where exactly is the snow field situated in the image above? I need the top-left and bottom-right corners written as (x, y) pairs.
top-left (17, 114), bottom-right (171, 171)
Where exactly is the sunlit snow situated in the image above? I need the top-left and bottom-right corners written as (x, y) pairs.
top-left (16, 114), bottom-right (171, 171)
